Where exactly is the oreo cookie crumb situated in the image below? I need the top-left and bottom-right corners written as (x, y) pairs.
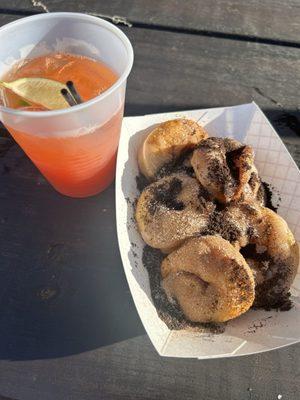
top-left (240, 244), bottom-right (269, 261)
top-left (226, 145), bottom-right (246, 182)
top-left (204, 210), bottom-right (242, 243)
top-left (241, 244), bottom-right (293, 310)
top-left (125, 197), bottom-right (137, 208)
top-left (132, 250), bottom-right (138, 258)
top-left (246, 316), bottom-right (273, 334)
top-left (148, 177), bottom-right (185, 215)
top-left (155, 150), bottom-right (195, 179)
top-left (262, 181), bottom-right (280, 212)
top-left (249, 172), bottom-right (259, 190)
top-left (156, 162), bottom-right (194, 179)
top-left (252, 295), bottom-right (293, 312)
top-left (207, 158), bottom-right (229, 185)
top-left (136, 173), bottom-right (149, 192)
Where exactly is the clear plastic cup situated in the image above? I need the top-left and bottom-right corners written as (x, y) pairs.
top-left (0, 12), bottom-right (134, 197)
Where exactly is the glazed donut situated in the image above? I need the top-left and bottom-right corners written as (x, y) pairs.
top-left (191, 137), bottom-right (261, 203)
top-left (161, 236), bottom-right (255, 323)
top-left (135, 173), bottom-right (214, 253)
top-left (241, 207), bottom-right (299, 307)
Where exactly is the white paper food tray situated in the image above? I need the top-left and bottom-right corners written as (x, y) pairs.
top-left (116, 102), bottom-right (300, 358)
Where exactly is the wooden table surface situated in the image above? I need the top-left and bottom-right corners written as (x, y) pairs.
top-left (0, 1), bottom-right (299, 399)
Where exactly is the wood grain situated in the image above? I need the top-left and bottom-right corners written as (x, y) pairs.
top-left (1, 25), bottom-right (300, 160)
top-left (0, 336), bottom-right (299, 400)
top-left (123, 26), bottom-right (300, 110)
top-left (5, 0), bottom-right (300, 44)
top-left (122, 26), bottom-right (300, 165)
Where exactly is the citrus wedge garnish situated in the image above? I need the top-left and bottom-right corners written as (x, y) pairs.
top-left (18, 99), bottom-right (31, 107)
top-left (0, 77), bottom-right (72, 110)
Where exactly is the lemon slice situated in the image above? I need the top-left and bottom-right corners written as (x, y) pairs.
top-left (0, 77), bottom-right (72, 110)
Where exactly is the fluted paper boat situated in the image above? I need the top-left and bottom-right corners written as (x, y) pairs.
top-left (116, 102), bottom-right (300, 358)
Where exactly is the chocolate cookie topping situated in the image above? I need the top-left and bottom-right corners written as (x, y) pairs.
top-left (261, 181), bottom-right (280, 212)
top-left (147, 177), bottom-right (184, 215)
top-left (155, 150), bottom-right (195, 179)
top-left (136, 173), bottom-right (149, 192)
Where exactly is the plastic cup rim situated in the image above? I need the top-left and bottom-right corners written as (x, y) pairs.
top-left (0, 12), bottom-right (134, 118)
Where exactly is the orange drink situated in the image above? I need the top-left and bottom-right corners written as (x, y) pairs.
top-left (2, 53), bottom-right (123, 197)
top-left (0, 13), bottom-right (133, 197)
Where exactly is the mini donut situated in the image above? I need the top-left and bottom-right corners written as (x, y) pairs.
top-left (241, 207), bottom-right (299, 307)
top-left (161, 236), bottom-right (255, 323)
top-left (191, 137), bottom-right (261, 203)
top-left (211, 203), bottom-right (298, 307)
top-left (138, 119), bottom-right (208, 180)
top-left (135, 173), bottom-right (214, 253)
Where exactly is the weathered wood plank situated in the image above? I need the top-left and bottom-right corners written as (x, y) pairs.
top-left (0, 336), bottom-right (299, 400)
top-left (138, 29), bottom-right (298, 108)
top-left (122, 26), bottom-right (300, 166)
top-left (5, 0), bottom-right (300, 44)
top-left (1, 23), bottom-right (300, 158)
top-left (123, 26), bottom-right (300, 112)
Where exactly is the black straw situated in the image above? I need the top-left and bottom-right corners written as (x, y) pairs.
top-left (66, 81), bottom-right (83, 104)
top-left (61, 88), bottom-right (77, 107)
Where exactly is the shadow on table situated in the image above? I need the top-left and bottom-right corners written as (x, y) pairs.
top-left (0, 146), bottom-right (145, 361)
